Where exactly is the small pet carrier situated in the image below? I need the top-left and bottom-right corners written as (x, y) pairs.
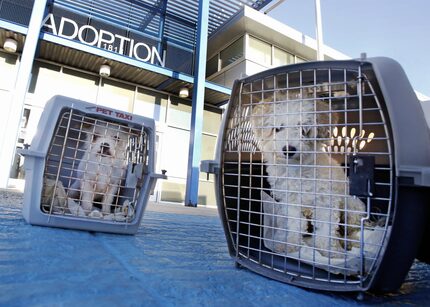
top-left (20, 95), bottom-right (166, 234)
top-left (202, 57), bottom-right (430, 292)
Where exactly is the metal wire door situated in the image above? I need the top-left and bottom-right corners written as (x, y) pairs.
top-left (42, 108), bottom-right (149, 223)
top-left (220, 63), bottom-right (394, 290)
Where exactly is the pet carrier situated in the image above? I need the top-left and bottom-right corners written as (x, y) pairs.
top-left (20, 95), bottom-right (166, 234)
top-left (202, 57), bottom-right (430, 292)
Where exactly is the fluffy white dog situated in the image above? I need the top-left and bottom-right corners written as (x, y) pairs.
top-left (251, 100), bottom-right (366, 257)
top-left (69, 122), bottom-right (129, 216)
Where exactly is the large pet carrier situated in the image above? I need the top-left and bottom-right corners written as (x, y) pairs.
top-left (202, 57), bottom-right (430, 292)
top-left (21, 95), bottom-right (166, 234)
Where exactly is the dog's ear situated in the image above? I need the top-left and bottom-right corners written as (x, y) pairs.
top-left (316, 125), bottom-right (330, 140)
top-left (78, 118), bottom-right (99, 145)
top-left (314, 101), bottom-right (338, 140)
top-left (250, 103), bottom-right (275, 140)
top-left (79, 117), bottom-right (96, 132)
top-left (262, 91), bottom-right (274, 103)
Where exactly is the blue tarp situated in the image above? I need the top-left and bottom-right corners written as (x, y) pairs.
top-left (1, 194), bottom-right (429, 306)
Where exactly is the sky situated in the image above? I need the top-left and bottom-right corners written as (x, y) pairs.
top-left (267, 0), bottom-right (430, 98)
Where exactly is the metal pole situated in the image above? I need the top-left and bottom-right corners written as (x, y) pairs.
top-left (184, 0), bottom-right (210, 207)
top-left (157, 0), bottom-right (168, 56)
top-left (263, 0), bottom-right (286, 14)
top-left (0, 0), bottom-right (49, 188)
top-left (314, 0), bottom-right (324, 60)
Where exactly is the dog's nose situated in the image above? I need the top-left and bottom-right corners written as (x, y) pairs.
top-left (282, 145), bottom-right (296, 158)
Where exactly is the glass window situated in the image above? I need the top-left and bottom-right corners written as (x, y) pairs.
top-left (220, 36), bottom-right (244, 69)
top-left (197, 134), bottom-right (218, 205)
top-left (161, 127), bottom-right (190, 178)
top-left (273, 47), bottom-right (295, 67)
top-left (21, 104), bottom-right (43, 146)
top-left (206, 55), bottom-right (219, 77)
top-left (28, 62), bottom-right (63, 107)
top-left (198, 180), bottom-right (216, 206)
top-left (28, 64), bottom-right (99, 105)
top-left (164, 44), bottom-right (193, 75)
top-left (296, 56), bottom-right (306, 63)
top-left (199, 133), bottom-right (217, 182)
top-left (0, 90), bottom-right (12, 142)
top-left (97, 79), bottom-right (134, 112)
top-left (60, 68), bottom-right (99, 103)
top-left (248, 36), bottom-right (271, 66)
top-left (203, 108), bottom-right (222, 135)
top-left (167, 97), bottom-right (192, 130)
top-left (133, 88), bottom-right (168, 122)
top-left (160, 180), bottom-right (185, 203)
top-left (0, 53), bottom-right (18, 90)
top-left (201, 134), bottom-right (217, 161)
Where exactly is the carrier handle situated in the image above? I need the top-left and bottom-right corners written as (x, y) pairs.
top-left (201, 160), bottom-right (220, 180)
top-left (398, 166), bottom-right (430, 187)
top-left (149, 170), bottom-right (168, 180)
top-left (148, 170), bottom-right (167, 195)
top-left (16, 147), bottom-right (46, 159)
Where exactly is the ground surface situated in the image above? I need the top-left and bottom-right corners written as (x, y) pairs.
top-left (0, 189), bottom-right (429, 306)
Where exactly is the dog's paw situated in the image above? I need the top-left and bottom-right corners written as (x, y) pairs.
top-left (103, 213), bottom-right (115, 221)
top-left (67, 199), bottom-right (86, 216)
top-left (112, 213), bottom-right (126, 222)
top-left (89, 209), bottom-right (103, 219)
top-left (122, 200), bottom-right (135, 219)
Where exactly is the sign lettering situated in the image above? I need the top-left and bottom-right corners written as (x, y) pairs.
top-left (95, 107), bottom-right (133, 121)
top-left (43, 14), bottom-right (166, 67)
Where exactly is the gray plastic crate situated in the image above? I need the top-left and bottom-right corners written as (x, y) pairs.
top-left (203, 57), bottom-right (430, 293)
top-left (20, 95), bottom-right (166, 234)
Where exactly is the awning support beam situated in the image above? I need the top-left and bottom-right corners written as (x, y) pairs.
top-left (0, 0), bottom-right (49, 188)
top-left (184, 0), bottom-right (210, 207)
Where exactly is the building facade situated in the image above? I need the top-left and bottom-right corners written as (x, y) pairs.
top-left (0, 0), bottom-right (349, 206)
top-left (206, 6), bottom-right (348, 88)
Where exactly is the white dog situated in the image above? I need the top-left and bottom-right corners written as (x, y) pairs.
top-left (251, 100), bottom-right (366, 257)
top-left (69, 121), bottom-right (129, 216)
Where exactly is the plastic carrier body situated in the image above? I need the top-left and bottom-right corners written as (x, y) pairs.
top-left (202, 57), bottom-right (430, 292)
top-left (21, 95), bottom-right (166, 234)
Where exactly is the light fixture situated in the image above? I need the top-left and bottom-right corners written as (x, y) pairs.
top-left (179, 86), bottom-right (189, 98)
top-left (99, 64), bottom-right (111, 77)
top-left (3, 38), bottom-right (18, 53)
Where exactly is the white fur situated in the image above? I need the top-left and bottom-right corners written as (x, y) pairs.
top-left (251, 100), bottom-right (366, 257)
top-left (70, 123), bottom-right (128, 215)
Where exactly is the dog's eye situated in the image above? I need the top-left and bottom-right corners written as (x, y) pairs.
top-left (92, 135), bottom-right (99, 142)
top-left (302, 127), bottom-right (312, 137)
top-left (275, 125), bottom-right (285, 133)
top-left (113, 135), bottom-right (120, 141)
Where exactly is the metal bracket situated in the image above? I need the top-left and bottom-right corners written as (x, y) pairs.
top-left (16, 147), bottom-right (46, 159)
top-left (201, 160), bottom-right (220, 180)
top-left (125, 163), bottom-right (144, 188)
top-left (148, 170), bottom-right (167, 195)
top-left (150, 169), bottom-right (168, 180)
top-left (349, 154), bottom-right (375, 197)
top-left (398, 166), bottom-right (430, 187)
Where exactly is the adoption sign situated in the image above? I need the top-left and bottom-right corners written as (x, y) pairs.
top-left (43, 14), bottom-right (166, 67)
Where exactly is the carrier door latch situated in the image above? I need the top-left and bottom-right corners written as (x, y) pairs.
top-left (349, 154), bottom-right (375, 197)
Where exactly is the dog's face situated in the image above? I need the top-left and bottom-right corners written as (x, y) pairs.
top-left (251, 100), bottom-right (335, 164)
top-left (85, 123), bottom-right (129, 163)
